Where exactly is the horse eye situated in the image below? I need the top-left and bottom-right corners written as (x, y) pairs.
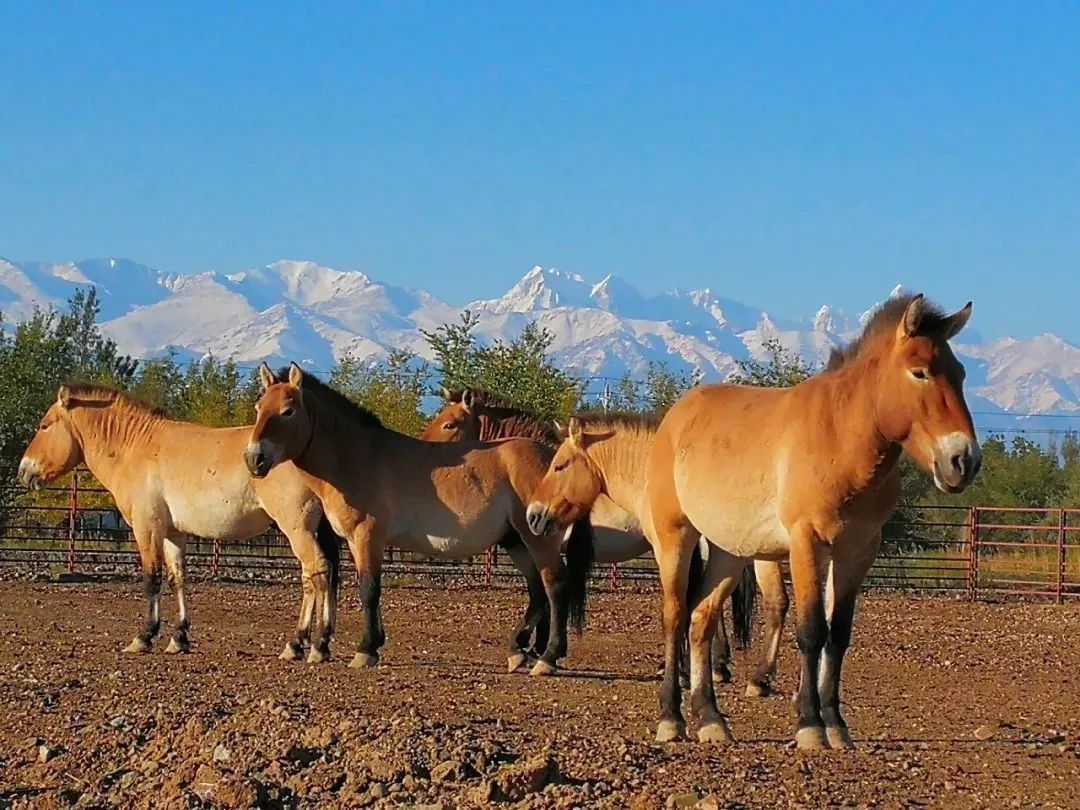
top-left (553, 461), bottom-right (568, 473)
top-left (39, 422), bottom-right (48, 431)
top-left (443, 423), bottom-right (457, 431)
top-left (911, 368), bottom-right (928, 381)
top-left (281, 407), bottom-right (295, 418)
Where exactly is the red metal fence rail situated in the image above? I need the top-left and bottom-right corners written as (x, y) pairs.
top-left (2, 475), bottom-right (1078, 601)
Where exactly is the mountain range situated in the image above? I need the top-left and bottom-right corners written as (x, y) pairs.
top-left (3, 257), bottom-right (1079, 437)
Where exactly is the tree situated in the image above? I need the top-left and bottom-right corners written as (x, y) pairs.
top-left (588, 362), bottom-right (701, 415)
top-left (423, 312), bottom-right (580, 422)
top-left (728, 338), bottom-right (816, 388)
top-left (330, 349), bottom-right (430, 435)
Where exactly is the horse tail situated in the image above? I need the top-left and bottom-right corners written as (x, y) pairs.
top-left (687, 538), bottom-right (706, 606)
top-left (564, 518), bottom-right (596, 633)
top-left (730, 562), bottom-right (757, 650)
top-left (314, 514), bottom-right (342, 600)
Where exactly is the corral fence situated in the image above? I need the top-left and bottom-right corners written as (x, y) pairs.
top-left (1, 473), bottom-right (1078, 602)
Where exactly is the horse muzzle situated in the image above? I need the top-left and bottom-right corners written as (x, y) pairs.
top-left (244, 444), bottom-right (273, 479)
top-left (932, 434), bottom-right (982, 494)
top-left (17, 458), bottom-right (44, 491)
top-left (526, 503), bottom-right (552, 536)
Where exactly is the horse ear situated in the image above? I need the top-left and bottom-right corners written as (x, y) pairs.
top-left (288, 362), bottom-right (304, 388)
top-left (901, 294), bottom-right (926, 338)
top-left (941, 301), bottom-right (973, 340)
top-left (553, 420), bottom-right (569, 440)
top-left (439, 386), bottom-right (451, 401)
top-left (568, 417), bottom-right (584, 447)
top-left (57, 385), bottom-right (72, 410)
top-left (258, 362), bottom-right (276, 392)
top-left (461, 388), bottom-right (475, 412)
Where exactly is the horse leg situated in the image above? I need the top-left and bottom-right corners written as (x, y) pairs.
top-left (711, 602), bottom-right (732, 684)
top-left (746, 559), bottom-right (788, 697)
top-left (163, 535), bottom-right (191, 654)
top-left (789, 526), bottom-right (830, 750)
top-left (278, 518), bottom-right (334, 663)
top-left (347, 525), bottom-right (386, 669)
top-left (528, 544), bottom-right (568, 677)
top-left (819, 533), bottom-right (880, 750)
top-left (653, 526), bottom-right (699, 742)
top-left (124, 526), bottom-right (163, 653)
top-left (500, 533), bottom-right (550, 673)
top-left (689, 549), bottom-right (745, 743)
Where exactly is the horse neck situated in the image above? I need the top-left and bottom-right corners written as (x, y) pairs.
top-left (294, 397), bottom-right (379, 495)
top-left (69, 401), bottom-right (161, 491)
top-left (812, 355), bottom-right (903, 498)
top-left (480, 411), bottom-right (552, 445)
top-left (587, 428), bottom-right (655, 522)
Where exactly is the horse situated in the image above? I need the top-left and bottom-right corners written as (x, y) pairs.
top-left (422, 387), bottom-right (778, 690)
top-left (17, 383), bottom-right (344, 662)
top-left (245, 363), bottom-right (595, 676)
top-left (530, 293), bottom-right (981, 749)
top-left (522, 409), bottom-right (791, 696)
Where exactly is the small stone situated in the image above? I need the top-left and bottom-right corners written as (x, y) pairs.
top-left (944, 781), bottom-right (957, 791)
top-left (370, 782), bottom-right (388, 799)
top-left (118, 771), bottom-right (139, 790)
top-left (487, 755), bottom-right (559, 802)
top-left (667, 793), bottom-right (703, 809)
top-left (695, 797), bottom-right (722, 810)
top-left (973, 725), bottom-right (997, 741)
top-left (109, 715), bottom-right (126, 729)
top-left (38, 744), bottom-right (57, 764)
top-left (213, 743), bottom-right (231, 763)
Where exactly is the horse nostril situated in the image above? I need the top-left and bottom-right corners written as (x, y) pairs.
top-left (950, 452), bottom-right (966, 478)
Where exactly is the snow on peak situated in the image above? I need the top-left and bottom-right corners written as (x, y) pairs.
top-left (472, 266), bottom-right (593, 313)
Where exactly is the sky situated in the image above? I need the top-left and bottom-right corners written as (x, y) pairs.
top-left (1, 3), bottom-right (1078, 341)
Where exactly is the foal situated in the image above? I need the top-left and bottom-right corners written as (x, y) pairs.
top-left (18, 384), bottom-right (342, 661)
top-left (642, 294), bottom-right (980, 748)
top-left (246, 364), bottom-right (595, 675)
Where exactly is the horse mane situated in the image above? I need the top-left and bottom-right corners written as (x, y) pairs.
top-left (276, 367), bottom-right (383, 428)
top-left (62, 381), bottom-right (168, 418)
top-left (445, 387), bottom-right (560, 445)
top-left (570, 409), bottom-right (663, 434)
top-left (826, 293), bottom-right (951, 372)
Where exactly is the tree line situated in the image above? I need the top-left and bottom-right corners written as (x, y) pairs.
top-left (2, 291), bottom-right (1079, 521)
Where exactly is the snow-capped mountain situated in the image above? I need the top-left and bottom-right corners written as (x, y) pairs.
top-left (3, 258), bottom-right (1080, 435)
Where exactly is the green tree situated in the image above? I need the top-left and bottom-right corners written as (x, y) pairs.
top-left (728, 338), bottom-right (816, 388)
top-left (330, 349), bottom-right (430, 435)
top-left (424, 312), bottom-right (580, 422)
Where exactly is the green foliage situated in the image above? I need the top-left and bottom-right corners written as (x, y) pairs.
top-left (590, 362), bottom-right (701, 415)
top-left (423, 311), bottom-right (580, 422)
top-left (728, 338), bottom-right (816, 388)
top-left (330, 349), bottom-right (430, 435)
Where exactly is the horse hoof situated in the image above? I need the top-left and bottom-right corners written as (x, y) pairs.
top-left (123, 638), bottom-right (150, 654)
top-left (349, 652), bottom-right (379, 669)
top-left (826, 726), bottom-right (855, 750)
top-left (712, 667), bottom-right (733, 685)
top-left (745, 681), bottom-right (770, 698)
top-left (279, 642), bottom-right (304, 661)
top-left (307, 647), bottom-right (329, 664)
top-left (164, 637), bottom-right (190, 654)
top-left (698, 722), bottom-right (734, 744)
top-left (795, 726), bottom-right (829, 751)
top-left (655, 720), bottom-right (688, 743)
top-left (507, 652), bottom-right (528, 673)
top-left (529, 659), bottom-right (557, 677)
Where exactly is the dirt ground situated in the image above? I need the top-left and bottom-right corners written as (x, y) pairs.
top-left (1, 580), bottom-right (1079, 809)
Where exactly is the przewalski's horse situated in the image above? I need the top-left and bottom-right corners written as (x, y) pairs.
top-left (245, 363), bottom-right (595, 676)
top-left (423, 388), bottom-right (769, 688)
top-left (631, 294), bottom-right (980, 748)
top-left (524, 411), bottom-right (791, 696)
top-left (17, 384), bottom-right (343, 661)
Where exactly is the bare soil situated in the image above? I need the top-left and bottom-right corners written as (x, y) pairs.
top-left (1, 581), bottom-right (1078, 808)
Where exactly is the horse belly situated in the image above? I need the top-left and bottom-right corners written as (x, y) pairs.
top-left (389, 505), bottom-right (507, 561)
top-left (692, 506), bottom-right (790, 561)
top-left (169, 494), bottom-right (271, 541)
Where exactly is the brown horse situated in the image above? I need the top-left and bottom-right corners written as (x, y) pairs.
top-left (17, 384), bottom-right (343, 661)
top-left (524, 410), bottom-right (791, 696)
top-left (601, 293), bottom-right (979, 748)
top-left (423, 388), bottom-right (774, 688)
top-left (246, 363), bottom-right (595, 675)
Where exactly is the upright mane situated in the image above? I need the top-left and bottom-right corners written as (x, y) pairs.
top-left (62, 381), bottom-right (168, 418)
top-left (276, 367), bottom-right (383, 428)
top-left (446, 387), bottom-right (560, 445)
top-left (570, 409), bottom-right (663, 434)
top-left (826, 293), bottom-right (951, 372)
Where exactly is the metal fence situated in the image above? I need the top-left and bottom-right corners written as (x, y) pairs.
top-left (2, 473), bottom-right (1078, 602)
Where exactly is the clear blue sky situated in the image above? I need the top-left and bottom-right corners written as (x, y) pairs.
top-left (2, 3), bottom-right (1077, 340)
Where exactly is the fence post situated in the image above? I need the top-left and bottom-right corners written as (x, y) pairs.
top-left (967, 506), bottom-right (979, 601)
top-left (211, 539), bottom-right (220, 580)
top-left (608, 563), bottom-right (617, 590)
top-left (67, 469), bottom-right (79, 575)
top-left (1058, 509), bottom-right (1067, 605)
top-left (484, 548), bottom-right (494, 585)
